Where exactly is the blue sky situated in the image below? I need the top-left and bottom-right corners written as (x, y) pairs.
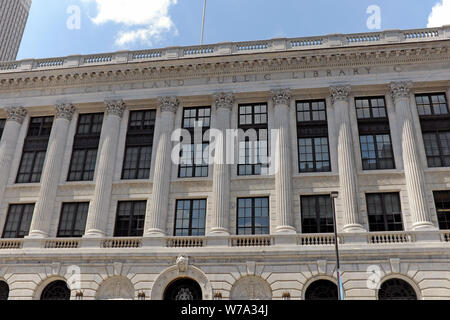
top-left (17, 0), bottom-right (450, 60)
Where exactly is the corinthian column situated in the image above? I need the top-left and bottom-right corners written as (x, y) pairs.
top-left (209, 93), bottom-right (234, 236)
top-left (0, 107), bottom-right (27, 207)
top-left (144, 97), bottom-right (178, 236)
top-left (28, 104), bottom-right (76, 238)
top-left (85, 100), bottom-right (126, 238)
top-left (272, 89), bottom-right (296, 234)
top-left (390, 82), bottom-right (435, 230)
top-left (330, 86), bottom-right (365, 232)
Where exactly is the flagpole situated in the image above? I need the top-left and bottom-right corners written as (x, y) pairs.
top-left (201, 0), bottom-right (207, 45)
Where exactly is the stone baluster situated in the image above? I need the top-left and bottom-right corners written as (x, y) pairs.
top-left (0, 107), bottom-right (28, 207)
top-left (272, 89), bottom-right (296, 234)
top-left (390, 82), bottom-right (435, 231)
top-left (28, 104), bottom-right (76, 238)
top-left (145, 97), bottom-right (179, 236)
top-left (85, 100), bottom-right (126, 238)
top-left (330, 85), bottom-right (365, 232)
top-left (209, 93), bottom-right (234, 236)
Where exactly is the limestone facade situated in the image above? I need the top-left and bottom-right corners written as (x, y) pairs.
top-left (0, 27), bottom-right (450, 300)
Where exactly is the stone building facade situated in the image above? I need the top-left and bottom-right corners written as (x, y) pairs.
top-left (0, 0), bottom-right (32, 62)
top-left (0, 27), bottom-right (449, 300)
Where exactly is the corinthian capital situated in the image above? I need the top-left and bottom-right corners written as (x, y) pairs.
top-left (390, 81), bottom-right (413, 100)
top-left (272, 89), bottom-right (292, 106)
top-left (330, 85), bottom-right (351, 104)
top-left (55, 103), bottom-right (76, 121)
top-left (158, 96), bottom-right (180, 113)
top-left (105, 99), bottom-right (126, 118)
top-left (214, 92), bottom-right (235, 110)
top-left (5, 107), bottom-right (28, 124)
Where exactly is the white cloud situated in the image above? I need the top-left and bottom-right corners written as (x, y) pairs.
top-left (427, 0), bottom-right (450, 28)
top-left (83, 0), bottom-right (178, 47)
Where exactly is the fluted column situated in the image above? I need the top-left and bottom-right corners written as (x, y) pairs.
top-left (85, 100), bottom-right (126, 238)
top-left (145, 97), bottom-right (178, 236)
top-left (330, 86), bottom-right (365, 232)
top-left (272, 89), bottom-right (296, 234)
top-left (0, 107), bottom-right (27, 207)
top-left (209, 93), bottom-right (233, 235)
top-left (28, 104), bottom-right (76, 238)
top-left (390, 82), bottom-right (435, 230)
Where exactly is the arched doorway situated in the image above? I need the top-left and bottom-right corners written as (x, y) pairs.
top-left (40, 280), bottom-right (71, 300)
top-left (164, 278), bottom-right (203, 301)
top-left (378, 278), bottom-right (417, 300)
top-left (0, 281), bottom-right (9, 300)
top-left (304, 280), bottom-right (338, 300)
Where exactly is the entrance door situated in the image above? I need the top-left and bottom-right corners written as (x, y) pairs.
top-left (164, 278), bottom-right (202, 301)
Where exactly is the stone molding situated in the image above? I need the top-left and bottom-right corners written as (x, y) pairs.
top-left (5, 107), bottom-right (28, 124)
top-left (390, 81), bottom-right (413, 100)
top-left (105, 99), bottom-right (126, 118)
top-left (55, 103), bottom-right (76, 121)
top-left (330, 85), bottom-right (351, 104)
top-left (271, 89), bottom-right (292, 106)
top-left (158, 96), bottom-right (180, 113)
top-left (214, 92), bottom-right (235, 110)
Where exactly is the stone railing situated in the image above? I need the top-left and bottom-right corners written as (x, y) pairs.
top-left (368, 232), bottom-right (415, 244)
top-left (297, 234), bottom-right (341, 246)
top-left (166, 237), bottom-right (205, 248)
top-left (101, 238), bottom-right (142, 248)
top-left (44, 239), bottom-right (80, 249)
top-left (230, 235), bottom-right (274, 247)
top-left (0, 239), bottom-right (23, 249)
top-left (1, 26), bottom-right (448, 73)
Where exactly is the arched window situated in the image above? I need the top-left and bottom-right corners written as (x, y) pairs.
top-left (0, 281), bottom-right (9, 300)
top-left (40, 280), bottom-right (71, 300)
top-left (305, 280), bottom-right (338, 300)
top-left (164, 278), bottom-right (202, 301)
top-left (378, 279), bottom-right (417, 300)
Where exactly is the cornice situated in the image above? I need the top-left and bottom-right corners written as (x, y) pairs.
top-left (0, 41), bottom-right (449, 92)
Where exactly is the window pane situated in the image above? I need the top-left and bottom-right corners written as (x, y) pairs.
top-left (237, 197), bottom-right (269, 235)
top-left (366, 193), bottom-right (403, 232)
top-left (2, 204), bottom-right (35, 239)
top-left (174, 200), bottom-right (207, 236)
top-left (57, 203), bottom-right (89, 237)
top-left (434, 191), bottom-right (450, 230)
top-left (114, 201), bottom-right (147, 237)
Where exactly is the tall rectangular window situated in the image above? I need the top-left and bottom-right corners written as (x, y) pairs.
top-left (366, 193), bottom-right (403, 232)
top-left (122, 110), bottom-right (156, 180)
top-left (356, 97), bottom-right (395, 170)
top-left (0, 119), bottom-right (5, 139)
top-left (57, 203), bottom-right (89, 238)
top-left (416, 93), bottom-right (450, 168)
top-left (16, 116), bottom-right (53, 183)
top-left (114, 201), bottom-right (146, 237)
top-left (296, 100), bottom-right (331, 173)
top-left (174, 199), bottom-right (207, 236)
top-left (433, 191), bottom-right (450, 230)
top-left (238, 104), bottom-right (269, 176)
top-left (301, 195), bottom-right (334, 234)
top-left (68, 113), bottom-right (103, 181)
top-left (2, 204), bottom-right (34, 238)
top-left (237, 197), bottom-right (270, 235)
top-left (179, 107), bottom-right (211, 178)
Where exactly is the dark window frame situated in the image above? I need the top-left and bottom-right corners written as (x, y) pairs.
top-left (122, 110), bottom-right (156, 180)
top-left (67, 113), bottom-right (104, 182)
top-left (296, 100), bottom-right (331, 173)
top-left (433, 191), bottom-right (450, 230)
top-left (178, 107), bottom-right (211, 178)
top-left (300, 195), bottom-right (335, 234)
top-left (238, 103), bottom-right (269, 176)
top-left (355, 97), bottom-right (395, 171)
top-left (415, 93), bottom-right (449, 117)
top-left (16, 116), bottom-right (54, 184)
top-left (236, 197), bottom-right (270, 235)
top-left (173, 199), bottom-right (207, 237)
top-left (2, 203), bottom-right (35, 239)
top-left (113, 201), bottom-right (147, 237)
top-left (0, 119), bottom-right (5, 139)
top-left (366, 193), bottom-right (404, 232)
top-left (56, 202), bottom-right (89, 238)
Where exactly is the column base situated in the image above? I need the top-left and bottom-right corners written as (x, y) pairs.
top-left (275, 226), bottom-right (297, 234)
top-left (144, 228), bottom-right (167, 237)
top-left (412, 221), bottom-right (437, 231)
top-left (26, 230), bottom-right (49, 239)
top-left (342, 224), bottom-right (366, 233)
top-left (83, 229), bottom-right (106, 238)
top-left (208, 228), bottom-right (230, 237)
